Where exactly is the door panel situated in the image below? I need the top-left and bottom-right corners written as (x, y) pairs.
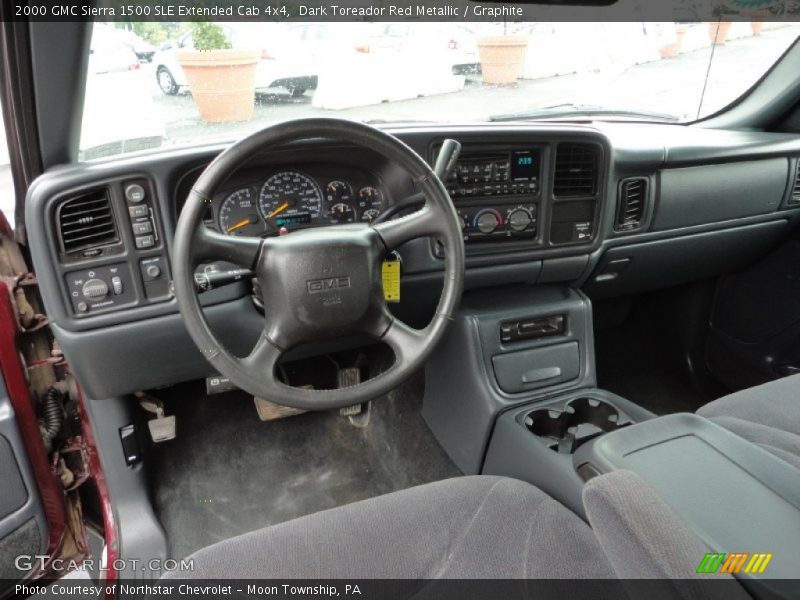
top-left (0, 373), bottom-right (48, 587)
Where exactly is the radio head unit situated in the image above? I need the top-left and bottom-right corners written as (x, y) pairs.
top-left (446, 148), bottom-right (541, 199)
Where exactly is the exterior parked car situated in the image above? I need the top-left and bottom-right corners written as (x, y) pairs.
top-left (82, 25), bottom-right (163, 159)
top-left (379, 23), bottom-right (482, 75)
top-left (154, 24), bottom-right (317, 97)
top-left (118, 29), bottom-right (156, 63)
top-left (88, 24), bottom-right (141, 74)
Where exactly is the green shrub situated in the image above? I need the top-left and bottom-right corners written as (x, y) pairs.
top-left (190, 22), bottom-right (231, 51)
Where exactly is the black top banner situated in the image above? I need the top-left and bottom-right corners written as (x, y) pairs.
top-left (6, 0), bottom-right (800, 22)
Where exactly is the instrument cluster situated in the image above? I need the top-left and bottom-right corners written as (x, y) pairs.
top-left (211, 169), bottom-right (388, 237)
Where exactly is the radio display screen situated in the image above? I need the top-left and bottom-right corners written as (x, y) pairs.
top-left (511, 150), bottom-right (539, 181)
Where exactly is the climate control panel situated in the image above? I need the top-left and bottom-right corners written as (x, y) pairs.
top-left (457, 203), bottom-right (537, 241)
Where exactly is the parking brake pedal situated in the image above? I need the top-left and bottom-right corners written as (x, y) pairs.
top-left (137, 392), bottom-right (176, 443)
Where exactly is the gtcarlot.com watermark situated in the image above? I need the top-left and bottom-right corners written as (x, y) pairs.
top-left (14, 554), bottom-right (195, 573)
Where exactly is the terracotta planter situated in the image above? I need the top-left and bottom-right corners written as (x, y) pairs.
top-left (177, 49), bottom-right (260, 123)
top-left (476, 36), bottom-right (529, 85)
top-left (751, 21), bottom-right (765, 36)
top-left (659, 25), bottom-right (687, 59)
top-left (708, 21), bottom-right (733, 45)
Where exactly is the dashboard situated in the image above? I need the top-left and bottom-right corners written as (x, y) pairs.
top-left (24, 122), bottom-right (800, 399)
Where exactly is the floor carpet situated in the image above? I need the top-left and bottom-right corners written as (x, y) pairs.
top-left (149, 372), bottom-right (461, 559)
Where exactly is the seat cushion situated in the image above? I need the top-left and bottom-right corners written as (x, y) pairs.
top-left (162, 475), bottom-right (615, 580)
top-left (697, 373), bottom-right (800, 469)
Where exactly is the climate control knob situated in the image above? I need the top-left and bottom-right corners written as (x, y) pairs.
top-left (82, 278), bottom-right (109, 300)
top-left (507, 208), bottom-right (533, 233)
top-left (474, 209), bottom-right (502, 234)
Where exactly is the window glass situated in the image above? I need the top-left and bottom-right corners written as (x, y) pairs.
top-left (79, 21), bottom-right (800, 161)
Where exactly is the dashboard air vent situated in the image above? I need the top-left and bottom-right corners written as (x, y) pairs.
top-left (57, 189), bottom-right (118, 254)
top-left (616, 178), bottom-right (647, 231)
top-left (554, 143), bottom-right (598, 197)
top-left (791, 160), bottom-right (800, 204)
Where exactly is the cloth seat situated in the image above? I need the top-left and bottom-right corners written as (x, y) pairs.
top-left (163, 472), bottom-right (747, 600)
top-left (697, 373), bottom-right (800, 469)
top-left (162, 475), bottom-right (615, 580)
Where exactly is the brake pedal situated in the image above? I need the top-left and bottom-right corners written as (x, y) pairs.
top-left (137, 392), bottom-right (176, 443)
top-left (254, 396), bottom-right (305, 421)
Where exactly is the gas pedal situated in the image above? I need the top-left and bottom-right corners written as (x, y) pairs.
top-left (338, 367), bottom-right (362, 417)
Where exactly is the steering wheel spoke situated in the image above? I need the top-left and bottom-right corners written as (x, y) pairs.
top-left (379, 317), bottom-right (428, 368)
top-left (243, 332), bottom-right (282, 371)
top-left (371, 204), bottom-right (444, 250)
top-left (192, 225), bottom-right (263, 269)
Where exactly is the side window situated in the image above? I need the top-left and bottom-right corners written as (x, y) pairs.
top-left (0, 102), bottom-right (15, 228)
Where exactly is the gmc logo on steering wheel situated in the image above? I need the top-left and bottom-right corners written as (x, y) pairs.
top-left (307, 276), bottom-right (351, 294)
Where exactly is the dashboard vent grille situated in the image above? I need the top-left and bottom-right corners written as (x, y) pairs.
top-left (792, 161), bottom-right (800, 204)
top-left (616, 178), bottom-right (647, 231)
top-left (57, 189), bottom-right (118, 254)
top-left (554, 143), bottom-right (598, 197)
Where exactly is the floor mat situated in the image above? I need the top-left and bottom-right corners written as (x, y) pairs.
top-left (595, 321), bottom-right (710, 416)
top-left (149, 372), bottom-right (461, 559)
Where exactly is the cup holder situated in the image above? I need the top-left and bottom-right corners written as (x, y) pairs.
top-left (522, 397), bottom-right (631, 454)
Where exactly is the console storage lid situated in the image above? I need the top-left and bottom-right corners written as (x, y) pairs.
top-left (574, 413), bottom-right (800, 595)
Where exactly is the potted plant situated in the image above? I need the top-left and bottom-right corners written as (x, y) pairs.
top-left (708, 2), bottom-right (740, 44)
top-left (708, 20), bottom-right (733, 44)
top-left (177, 22), bottom-right (260, 123)
top-left (659, 23), bottom-right (689, 58)
top-left (476, 22), bottom-right (529, 86)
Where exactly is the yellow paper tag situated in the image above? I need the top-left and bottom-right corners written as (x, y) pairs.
top-left (381, 259), bottom-right (401, 303)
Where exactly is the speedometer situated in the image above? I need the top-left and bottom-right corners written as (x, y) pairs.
top-left (258, 171), bottom-right (322, 228)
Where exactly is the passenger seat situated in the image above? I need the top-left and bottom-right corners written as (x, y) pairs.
top-left (697, 374), bottom-right (800, 469)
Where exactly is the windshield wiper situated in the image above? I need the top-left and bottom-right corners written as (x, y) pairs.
top-left (490, 103), bottom-right (680, 123)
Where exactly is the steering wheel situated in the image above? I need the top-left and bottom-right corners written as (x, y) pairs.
top-left (172, 118), bottom-right (465, 410)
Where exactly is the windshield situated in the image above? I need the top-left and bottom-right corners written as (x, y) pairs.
top-left (80, 21), bottom-right (800, 160)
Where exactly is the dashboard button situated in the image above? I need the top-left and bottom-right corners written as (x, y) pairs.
top-left (125, 183), bottom-right (146, 203)
top-left (132, 221), bottom-right (153, 235)
top-left (111, 276), bottom-right (124, 295)
top-left (474, 209), bottom-right (501, 234)
top-left (135, 235), bottom-right (155, 249)
top-left (82, 278), bottom-right (109, 300)
top-left (508, 208), bottom-right (533, 233)
top-left (129, 205), bottom-right (148, 218)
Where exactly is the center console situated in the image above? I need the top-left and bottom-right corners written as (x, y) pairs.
top-left (575, 414), bottom-right (800, 597)
top-left (482, 390), bottom-right (652, 517)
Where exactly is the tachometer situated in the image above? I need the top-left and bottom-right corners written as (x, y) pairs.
top-left (218, 188), bottom-right (262, 236)
top-left (258, 171), bottom-right (322, 228)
